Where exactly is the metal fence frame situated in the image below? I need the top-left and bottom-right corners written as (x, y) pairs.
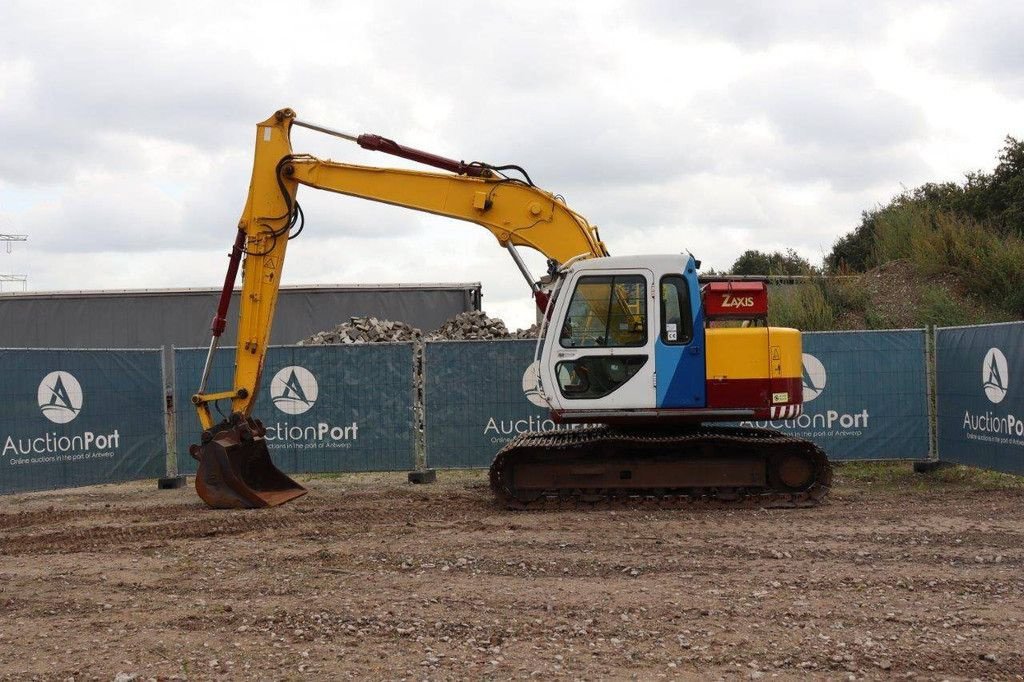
top-left (13, 322), bottom-right (1024, 496)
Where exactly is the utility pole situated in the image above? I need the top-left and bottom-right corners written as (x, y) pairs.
top-left (0, 233), bottom-right (28, 292)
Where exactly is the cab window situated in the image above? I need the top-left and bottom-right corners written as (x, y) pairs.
top-left (556, 356), bottom-right (648, 399)
top-left (660, 275), bottom-right (693, 344)
top-left (559, 275), bottom-right (647, 348)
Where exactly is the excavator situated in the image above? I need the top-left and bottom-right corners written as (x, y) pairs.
top-left (190, 108), bottom-right (831, 509)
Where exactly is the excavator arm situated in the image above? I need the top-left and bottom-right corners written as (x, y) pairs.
top-left (289, 158), bottom-right (606, 263)
top-left (189, 108), bottom-right (608, 508)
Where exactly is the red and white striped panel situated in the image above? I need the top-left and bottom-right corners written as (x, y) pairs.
top-left (769, 404), bottom-right (803, 419)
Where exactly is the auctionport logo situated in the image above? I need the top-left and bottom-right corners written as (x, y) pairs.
top-left (38, 371), bottom-right (83, 424)
top-left (271, 366), bottom-right (318, 415)
top-left (5, 370), bottom-right (121, 463)
top-left (982, 347), bottom-right (1008, 404)
top-left (264, 365), bottom-right (358, 449)
top-left (961, 347), bottom-right (1024, 445)
top-left (801, 353), bottom-right (827, 402)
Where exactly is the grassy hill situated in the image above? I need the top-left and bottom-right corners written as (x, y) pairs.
top-left (750, 137), bottom-right (1024, 330)
top-left (768, 258), bottom-right (1014, 331)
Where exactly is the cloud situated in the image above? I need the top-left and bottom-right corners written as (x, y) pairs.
top-left (1, 0), bottom-right (1023, 330)
top-left (925, 2), bottom-right (1024, 91)
top-left (700, 60), bottom-right (928, 190)
top-left (742, 68), bottom-right (923, 152)
top-left (634, 0), bottom-right (906, 47)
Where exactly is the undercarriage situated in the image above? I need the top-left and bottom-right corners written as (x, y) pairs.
top-left (489, 425), bottom-right (831, 509)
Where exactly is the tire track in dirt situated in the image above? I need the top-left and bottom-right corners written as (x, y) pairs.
top-left (0, 508), bottom-right (83, 531)
top-left (2, 469), bottom-right (1023, 680)
top-left (0, 492), bottom-right (491, 556)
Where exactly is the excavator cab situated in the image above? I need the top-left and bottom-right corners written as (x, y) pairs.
top-left (189, 413), bottom-right (307, 509)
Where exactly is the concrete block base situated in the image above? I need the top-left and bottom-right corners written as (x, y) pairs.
top-left (158, 475), bottom-right (188, 489)
top-left (408, 469), bottom-right (437, 484)
top-left (913, 461), bottom-right (951, 474)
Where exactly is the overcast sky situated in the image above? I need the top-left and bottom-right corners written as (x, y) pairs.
top-left (1, 1), bottom-right (1023, 329)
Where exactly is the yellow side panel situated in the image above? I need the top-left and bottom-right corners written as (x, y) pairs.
top-left (705, 327), bottom-right (801, 380)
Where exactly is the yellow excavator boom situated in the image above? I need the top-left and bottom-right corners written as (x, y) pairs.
top-left (189, 108), bottom-right (608, 508)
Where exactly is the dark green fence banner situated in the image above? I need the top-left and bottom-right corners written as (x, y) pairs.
top-left (0, 349), bottom-right (166, 494)
top-left (936, 322), bottom-right (1024, 474)
top-left (740, 330), bottom-right (930, 460)
top-left (424, 340), bottom-right (583, 468)
top-left (424, 333), bottom-right (930, 468)
top-left (174, 344), bottom-right (415, 474)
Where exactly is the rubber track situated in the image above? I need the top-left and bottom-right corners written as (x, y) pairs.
top-left (488, 425), bottom-right (832, 510)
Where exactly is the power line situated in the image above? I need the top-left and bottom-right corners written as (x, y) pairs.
top-left (0, 233), bottom-right (29, 253)
top-left (0, 232), bottom-right (28, 291)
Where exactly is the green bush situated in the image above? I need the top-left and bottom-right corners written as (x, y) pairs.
top-left (918, 288), bottom-right (969, 327)
top-left (786, 132), bottom-right (1024, 326)
top-left (870, 202), bottom-right (933, 266)
top-left (861, 309), bottom-right (891, 329)
top-left (768, 281), bottom-right (836, 330)
top-left (911, 211), bottom-right (1024, 315)
top-left (824, 278), bottom-right (870, 315)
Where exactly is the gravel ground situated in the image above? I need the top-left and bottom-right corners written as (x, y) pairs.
top-left (0, 464), bottom-right (1022, 681)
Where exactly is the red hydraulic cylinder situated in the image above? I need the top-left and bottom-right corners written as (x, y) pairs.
top-left (356, 134), bottom-right (492, 178)
top-left (210, 228), bottom-right (247, 337)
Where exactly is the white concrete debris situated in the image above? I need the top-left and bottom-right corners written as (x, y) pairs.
top-left (427, 311), bottom-right (510, 340)
top-left (513, 323), bottom-right (541, 339)
top-left (298, 317), bottom-right (423, 345)
top-left (299, 312), bottom-right (539, 345)
top-left (297, 311), bottom-right (539, 468)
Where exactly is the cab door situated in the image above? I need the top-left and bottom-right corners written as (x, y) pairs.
top-left (655, 268), bottom-right (706, 408)
top-left (541, 269), bottom-right (656, 411)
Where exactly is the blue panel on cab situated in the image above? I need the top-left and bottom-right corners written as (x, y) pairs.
top-left (656, 257), bottom-right (706, 408)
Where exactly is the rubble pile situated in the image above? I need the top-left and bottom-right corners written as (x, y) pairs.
top-left (427, 311), bottom-right (511, 340)
top-left (298, 317), bottom-right (423, 345)
top-left (299, 311), bottom-right (540, 345)
top-left (296, 310), bottom-right (540, 466)
top-left (513, 323), bottom-right (541, 338)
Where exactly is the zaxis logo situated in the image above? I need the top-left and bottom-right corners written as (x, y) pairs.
top-left (38, 371), bottom-right (83, 424)
top-left (982, 347), bottom-right (1008, 404)
top-left (801, 353), bottom-right (826, 402)
top-left (720, 295), bottom-right (755, 308)
top-left (271, 366), bottom-right (319, 415)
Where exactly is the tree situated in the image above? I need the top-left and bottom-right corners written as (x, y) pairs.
top-left (824, 212), bottom-right (876, 272)
top-left (730, 248), bottom-right (815, 276)
top-left (825, 136), bottom-right (1024, 270)
top-left (981, 136), bottom-right (1024, 234)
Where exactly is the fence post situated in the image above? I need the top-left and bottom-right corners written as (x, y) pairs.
top-left (914, 325), bottom-right (946, 473)
top-left (926, 325), bottom-right (937, 461)
top-left (408, 340), bottom-right (436, 483)
top-left (917, 324), bottom-right (956, 473)
top-left (158, 345), bottom-right (187, 489)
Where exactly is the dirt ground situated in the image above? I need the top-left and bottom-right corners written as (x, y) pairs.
top-left (1, 464), bottom-right (1022, 681)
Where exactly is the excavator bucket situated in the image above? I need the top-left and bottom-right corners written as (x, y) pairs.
top-left (189, 413), bottom-right (307, 509)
